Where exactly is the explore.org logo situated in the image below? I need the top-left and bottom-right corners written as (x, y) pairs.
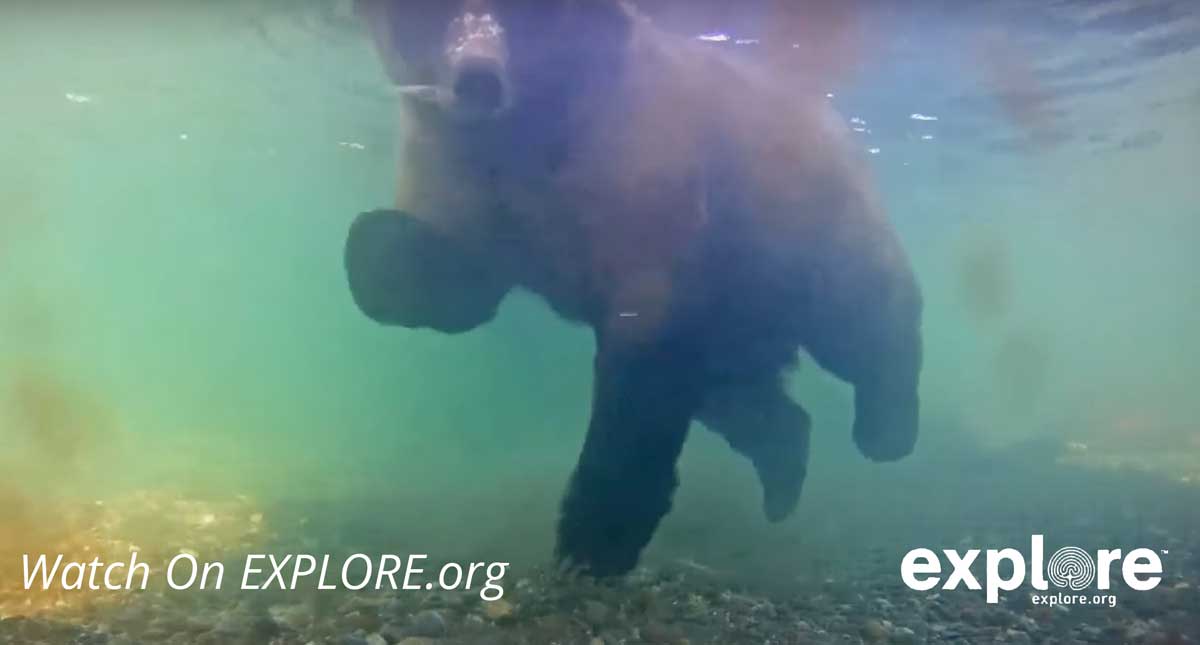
top-left (901, 535), bottom-right (1164, 607)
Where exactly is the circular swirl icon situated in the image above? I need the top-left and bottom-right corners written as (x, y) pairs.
top-left (1046, 546), bottom-right (1095, 590)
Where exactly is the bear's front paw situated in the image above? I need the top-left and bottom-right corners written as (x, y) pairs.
top-left (852, 384), bottom-right (919, 462)
top-left (556, 467), bottom-right (675, 577)
top-left (755, 447), bottom-right (807, 523)
top-left (556, 493), bottom-right (650, 577)
top-left (556, 527), bottom-right (642, 578)
top-left (345, 210), bottom-right (437, 325)
top-left (344, 209), bottom-right (508, 333)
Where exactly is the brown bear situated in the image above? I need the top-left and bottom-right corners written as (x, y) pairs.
top-left (346, 0), bottom-right (923, 576)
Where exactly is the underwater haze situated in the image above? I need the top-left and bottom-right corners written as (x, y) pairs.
top-left (1, 1), bottom-right (1199, 643)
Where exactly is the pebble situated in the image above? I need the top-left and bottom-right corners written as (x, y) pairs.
top-left (582, 600), bottom-right (610, 627)
top-left (641, 621), bottom-right (683, 643)
top-left (862, 618), bottom-right (889, 643)
top-left (381, 598), bottom-right (409, 618)
top-left (268, 604), bottom-right (311, 632)
top-left (892, 625), bottom-right (917, 644)
top-left (1125, 620), bottom-right (1152, 640)
top-left (408, 609), bottom-right (447, 638)
top-left (1004, 628), bottom-right (1033, 645)
top-left (211, 609), bottom-right (257, 637)
top-left (379, 622), bottom-right (407, 642)
top-left (983, 608), bottom-right (1014, 627)
top-left (483, 599), bottom-right (515, 621)
top-left (344, 609), bottom-right (383, 633)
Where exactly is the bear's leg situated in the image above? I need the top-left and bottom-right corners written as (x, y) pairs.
top-left (556, 332), bottom-right (705, 576)
top-left (344, 210), bottom-right (512, 333)
top-left (803, 264), bottom-right (922, 463)
top-left (698, 378), bottom-right (810, 522)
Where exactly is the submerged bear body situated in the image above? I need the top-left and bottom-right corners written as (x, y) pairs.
top-left (346, 0), bottom-right (923, 575)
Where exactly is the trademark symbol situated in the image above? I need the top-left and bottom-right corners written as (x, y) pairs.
top-left (1161, 550), bottom-right (1168, 555)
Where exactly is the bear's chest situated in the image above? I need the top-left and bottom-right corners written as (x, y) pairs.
top-left (491, 144), bottom-right (711, 327)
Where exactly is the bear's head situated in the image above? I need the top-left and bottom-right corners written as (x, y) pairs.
top-left (357, 0), bottom-right (632, 122)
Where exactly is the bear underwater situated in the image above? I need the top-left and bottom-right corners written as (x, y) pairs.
top-left (345, 0), bottom-right (923, 576)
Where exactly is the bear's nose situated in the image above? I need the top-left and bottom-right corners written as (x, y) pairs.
top-left (452, 59), bottom-right (505, 114)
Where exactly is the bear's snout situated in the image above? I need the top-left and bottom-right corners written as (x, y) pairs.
top-left (444, 9), bottom-right (510, 119)
top-left (452, 58), bottom-right (506, 115)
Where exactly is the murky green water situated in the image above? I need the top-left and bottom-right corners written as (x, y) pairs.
top-left (1, 1), bottom-right (1198, 642)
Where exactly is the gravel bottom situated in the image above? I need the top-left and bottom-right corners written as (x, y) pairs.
top-left (2, 533), bottom-right (1196, 645)
top-left (3, 456), bottom-right (1198, 645)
